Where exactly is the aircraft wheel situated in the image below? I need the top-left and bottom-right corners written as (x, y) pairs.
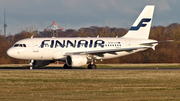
top-left (87, 64), bottom-right (97, 69)
top-left (91, 64), bottom-right (97, 69)
top-left (87, 64), bottom-right (91, 69)
top-left (63, 64), bottom-right (72, 69)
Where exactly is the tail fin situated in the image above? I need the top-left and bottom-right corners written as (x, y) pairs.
top-left (123, 5), bottom-right (155, 39)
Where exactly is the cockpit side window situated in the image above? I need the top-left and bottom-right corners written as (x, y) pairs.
top-left (23, 44), bottom-right (26, 47)
top-left (14, 44), bottom-right (27, 47)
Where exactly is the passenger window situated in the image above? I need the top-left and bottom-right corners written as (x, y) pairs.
top-left (19, 44), bottom-right (23, 47)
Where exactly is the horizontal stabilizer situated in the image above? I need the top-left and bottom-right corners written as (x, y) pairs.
top-left (140, 40), bottom-right (173, 46)
top-left (140, 40), bottom-right (173, 50)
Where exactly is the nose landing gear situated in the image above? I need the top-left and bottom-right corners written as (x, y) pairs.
top-left (29, 60), bottom-right (36, 69)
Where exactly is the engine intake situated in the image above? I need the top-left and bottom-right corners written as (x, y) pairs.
top-left (66, 55), bottom-right (88, 67)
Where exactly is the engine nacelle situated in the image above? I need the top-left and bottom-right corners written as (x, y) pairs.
top-left (66, 55), bottom-right (88, 67)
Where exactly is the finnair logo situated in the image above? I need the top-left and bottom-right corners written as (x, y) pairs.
top-left (130, 18), bottom-right (151, 30)
top-left (40, 40), bottom-right (105, 48)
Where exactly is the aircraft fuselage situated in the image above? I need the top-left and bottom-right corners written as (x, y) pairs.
top-left (7, 37), bottom-right (156, 60)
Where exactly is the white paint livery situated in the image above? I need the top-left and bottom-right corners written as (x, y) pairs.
top-left (7, 5), bottom-right (160, 69)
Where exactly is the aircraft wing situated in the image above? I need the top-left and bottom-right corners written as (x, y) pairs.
top-left (64, 40), bottom-right (173, 56)
top-left (63, 40), bottom-right (173, 56)
top-left (65, 47), bottom-right (146, 56)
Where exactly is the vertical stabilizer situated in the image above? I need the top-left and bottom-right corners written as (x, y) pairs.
top-left (123, 5), bottom-right (155, 39)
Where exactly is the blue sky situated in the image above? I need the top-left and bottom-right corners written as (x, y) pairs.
top-left (0, 0), bottom-right (179, 35)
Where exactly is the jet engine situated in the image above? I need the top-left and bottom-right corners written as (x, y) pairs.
top-left (66, 55), bottom-right (88, 67)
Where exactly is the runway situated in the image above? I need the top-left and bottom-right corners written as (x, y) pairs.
top-left (0, 64), bottom-right (180, 70)
top-left (0, 67), bottom-right (180, 70)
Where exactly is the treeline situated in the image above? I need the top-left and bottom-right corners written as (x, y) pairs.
top-left (1, 23), bottom-right (180, 64)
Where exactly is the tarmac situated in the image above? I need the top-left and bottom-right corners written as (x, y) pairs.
top-left (0, 63), bottom-right (180, 70)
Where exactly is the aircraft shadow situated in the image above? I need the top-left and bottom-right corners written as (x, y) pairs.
top-left (0, 66), bottom-right (86, 69)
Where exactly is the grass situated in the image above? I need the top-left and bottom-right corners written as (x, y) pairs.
top-left (95, 65), bottom-right (180, 69)
top-left (0, 70), bottom-right (180, 100)
top-left (80, 64), bottom-right (180, 69)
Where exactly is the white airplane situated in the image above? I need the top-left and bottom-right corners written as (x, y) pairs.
top-left (7, 5), bottom-right (162, 69)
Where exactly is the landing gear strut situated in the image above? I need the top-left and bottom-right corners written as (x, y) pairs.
top-left (63, 64), bottom-right (72, 69)
top-left (29, 60), bottom-right (36, 70)
top-left (87, 59), bottom-right (97, 69)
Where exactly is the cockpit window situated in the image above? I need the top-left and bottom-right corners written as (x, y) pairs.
top-left (14, 44), bottom-right (27, 47)
top-left (14, 44), bottom-right (19, 47)
top-left (23, 44), bottom-right (26, 47)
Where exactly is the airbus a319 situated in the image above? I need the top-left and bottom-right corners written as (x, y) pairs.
top-left (7, 5), bottom-right (165, 69)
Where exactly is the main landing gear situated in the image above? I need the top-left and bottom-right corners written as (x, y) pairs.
top-left (87, 59), bottom-right (97, 69)
top-left (87, 64), bottom-right (97, 69)
top-left (63, 64), bottom-right (72, 69)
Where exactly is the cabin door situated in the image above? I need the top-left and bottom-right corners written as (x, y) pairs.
top-left (32, 41), bottom-right (39, 52)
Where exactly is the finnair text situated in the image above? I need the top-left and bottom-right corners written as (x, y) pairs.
top-left (41, 40), bottom-right (105, 48)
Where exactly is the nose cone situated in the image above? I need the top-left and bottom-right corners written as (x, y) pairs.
top-left (6, 48), bottom-right (15, 58)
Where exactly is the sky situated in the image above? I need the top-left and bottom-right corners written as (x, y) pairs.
top-left (0, 0), bottom-right (180, 35)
